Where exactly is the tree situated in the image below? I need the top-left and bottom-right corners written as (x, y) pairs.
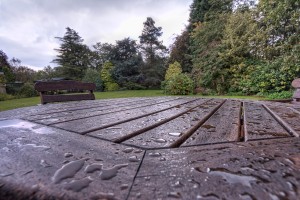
top-left (53, 27), bottom-right (92, 80)
top-left (12, 66), bottom-right (36, 83)
top-left (82, 68), bottom-right (103, 91)
top-left (189, 0), bottom-right (210, 29)
top-left (0, 50), bottom-right (15, 82)
top-left (168, 30), bottom-right (192, 73)
top-left (0, 50), bottom-right (10, 70)
top-left (111, 38), bottom-right (143, 88)
top-left (165, 61), bottom-right (182, 81)
top-left (190, 0), bottom-right (233, 93)
top-left (100, 62), bottom-right (119, 91)
top-left (139, 17), bottom-right (168, 88)
top-left (35, 66), bottom-right (59, 81)
top-left (92, 42), bottom-right (115, 71)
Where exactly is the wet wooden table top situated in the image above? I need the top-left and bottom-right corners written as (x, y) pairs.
top-left (0, 97), bottom-right (300, 199)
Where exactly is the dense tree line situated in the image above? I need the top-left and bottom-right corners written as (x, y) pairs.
top-left (1, 1), bottom-right (299, 96)
top-left (51, 17), bottom-right (167, 90)
top-left (170, 0), bottom-right (300, 95)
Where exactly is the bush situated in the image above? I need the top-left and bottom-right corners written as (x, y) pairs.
top-left (18, 83), bottom-right (38, 98)
top-left (266, 91), bottom-right (293, 100)
top-left (0, 93), bottom-right (15, 101)
top-left (122, 82), bottom-right (146, 90)
top-left (164, 74), bottom-right (194, 95)
top-left (101, 62), bottom-right (120, 91)
top-left (106, 82), bottom-right (119, 91)
top-left (165, 61), bottom-right (182, 81)
top-left (6, 82), bottom-right (24, 95)
top-left (83, 68), bottom-right (103, 91)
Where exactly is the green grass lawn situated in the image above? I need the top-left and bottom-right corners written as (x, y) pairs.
top-left (0, 90), bottom-right (265, 112)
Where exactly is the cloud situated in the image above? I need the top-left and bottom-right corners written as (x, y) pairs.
top-left (0, 0), bottom-right (192, 70)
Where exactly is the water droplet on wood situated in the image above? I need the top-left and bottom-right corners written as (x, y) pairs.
top-left (100, 164), bottom-right (128, 180)
top-left (52, 158), bottom-right (86, 184)
top-left (63, 177), bottom-right (93, 192)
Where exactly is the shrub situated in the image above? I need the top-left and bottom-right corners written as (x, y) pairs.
top-left (165, 61), bottom-right (182, 81)
top-left (266, 91), bottom-right (293, 100)
top-left (18, 83), bottom-right (38, 98)
top-left (0, 93), bottom-right (15, 101)
top-left (83, 68), bottom-right (103, 91)
top-left (122, 82), bottom-right (146, 90)
top-left (101, 62), bottom-right (119, 91)
top-left (106, 82), bottom-right (119, 91)
top-left (164, 74), bottom-right (194, 95)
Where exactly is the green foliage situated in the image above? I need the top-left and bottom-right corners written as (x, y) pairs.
top-left (82, 68), bottom-right (103, 91)
top-left (111, 38), bottom-right (143, 88)
top-left (122, 82), bottom-right (146, 90)
top-left (105, 82), bottom-right (119, 91)
top-left (266, 91), bottom-right (293, 100)
top-left (100, 62), bottom-right (119, 91)
top-left (139, 17), bottom-right (168, 88)
top-left (168, 30), bottom-right (192, 73)
top-left (0, 93), bottom-right (15, 101)
top-left (18, 83), bottom-right (38, 98)
top-left (53, 27), bottom-right (93, 80)
top-left (165, 61), bottom-right (182, 81)
top-left (164, 74), bottom-right (194, 95)
top-left (183, 0), bottom-right (300, 95)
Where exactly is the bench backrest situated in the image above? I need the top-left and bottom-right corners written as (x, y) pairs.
top-left (35, 80), bottom-right (95, 92)
top-left (35, 80), bottom-right (96, 104)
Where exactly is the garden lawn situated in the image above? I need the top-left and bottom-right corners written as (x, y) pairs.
top-left (0, 90), bottom-right (265, 112)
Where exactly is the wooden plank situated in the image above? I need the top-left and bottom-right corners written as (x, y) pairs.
top-left (52, 98), bottom-right (199, 134)
top-left (244, 102), bottom-right (290, 141)
top-left (41, 93), bottom-right (95, 104)
top-left (24, 97), bottom-right (174, 118)
top-left (128, 137), bottom-right (300, 200)
top-left (0, 119), bottom-right (144, 200)
top-left (87, 98), bottom-right (210, 142)
top-left (33, 98), bottom-right (183, 125)
top-left (121, 99), bottom-right (225, 149)
top-left (182, 100), bottom-right (241, 146)
top-left (263, 103), bottom-right (300, 137)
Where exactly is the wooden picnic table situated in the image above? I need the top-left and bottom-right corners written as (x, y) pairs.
top-left (0, 97), bottom-right (300, 200)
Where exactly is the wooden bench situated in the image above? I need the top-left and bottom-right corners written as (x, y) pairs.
top-left (35, 80), bottom-right (96, 104)
top-left (292, 78), bottom-right (300, 102)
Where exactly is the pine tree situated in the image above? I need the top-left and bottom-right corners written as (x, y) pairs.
top-left (139, 17), bottom-right (168, 88)
top-left (53, 27), bottom-right (92, 80)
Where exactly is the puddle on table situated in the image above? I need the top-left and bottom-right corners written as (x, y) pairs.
top-left (100, 164), bottom-right (128, 180)
top-left (0, 119), bottom-right (55, 134)
top-left (209, 169), bottom-right (257, 187)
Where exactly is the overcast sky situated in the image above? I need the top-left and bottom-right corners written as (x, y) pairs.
top-left (0, 0), bottom-right (192, 70)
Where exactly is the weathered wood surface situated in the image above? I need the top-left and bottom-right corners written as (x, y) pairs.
top-left (1, 97), bottom-right (300, 199)
top-left (35, 80), bottom-right (96, 104)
